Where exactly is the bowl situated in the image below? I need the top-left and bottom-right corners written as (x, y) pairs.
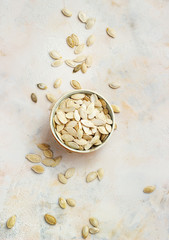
top-left (50, 89), bottom-right (115, 153)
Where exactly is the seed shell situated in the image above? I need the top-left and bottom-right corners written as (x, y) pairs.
top-left (66, 36), bottom-right (75, 48)
top-left (143, 186), bottom-right (156, 193)
top-left (31, 165), bottom-right (44, 174)
top-left (85, 55), bottom-right (93, 67)
top-left (71, 34), bottom-right (79, 46)
top-left (25, 154), bottom-right (41, 163)
top-left (44, 214), bottom-right (57, 225)
top-left (81, 62), bottom-right (87, 73)
top-left (73, 64), bottom-right (82, 73)
top-left (6, 216), bottom-right (16, 229)
top-left (73, 55), bottom-right (86, 63)
top-left (43, 149), bottom-right (53, 158)
top-left (46, 94), bottom-right (57, 103)
top-left (31, 93), bottom-right (37, 103)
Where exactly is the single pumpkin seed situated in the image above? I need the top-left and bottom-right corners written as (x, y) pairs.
top-left (71, 34), bottom-right (79, 46)
top-left (61, 134), bottom-right (74, 142)
top-left (42, 158), bottom-right (56, 167)
top-left (37, 143), bottom-right (50, 150)
top-left (82, 225), bottom-right (89, 239)
top-left (86, 171), bottom-right (97, 182)
top-left (66, 198), bottom-right (76, 207)
top-left (44, 214), bottom-right (57, 225)
top-left (43, 149), bottom-right (53, 158)
top-left (89, 227), bottom-right (100, 234)
top-left (103, 108), bottom-right (109, 114)
top-left (74, 44), bottom-right (85, 54)
top-left (61, 8), bottom-right (72, 17)
top-left (37, 83), bottom-right (47, 90)
top-left (66, 36), bottom-right (75, 48)
top-left (70, 80), bottom-right (81, 89)
top-left (31, 165), bottom-right (44, 174)
top-left (74, 138), bottom-right (87, 146)
top-left (111, 104), bottom-right (120, 113)
top-left (6, 216), bottom-right (16, 229)
top-left (25, 154), bottom-right (41, 163)
top-left (49, 50), bottom-right (62, 60)
top-left (106, 27), bottom-right (116, 38)
top-left (106, 124), bottom-right (112, 133)
top-left (53, 156), bottom-right (62, 166)
top-left (98, 126), bottom-right (108, 134)
top-left (65, 59), bottom-right (76, 68)
top-left (58, 197), bottom-right (67, 209)
top-left (65, 168), bottom-right (75, 179)
top-left (73, 64), bottom-right (82, 73)
top-left (31, 93), bottom-right (37, 103)
top-left (97, 168), bottom-right (104, 181)
top-left (46, 93), bottom-right (57, 103)
top-left (71, 93), bottom-right (85, 100)
top-left (51, 59), bottom-right (63, 67)
top-left (57, 110), bottom-right (68, 124)
top-left (85, 18), bottom-right (95, 29)
top-left (85, 55), bottom-right (93, 67)
top-left (109, 82), bottom-right (120, 89)
top-left (81, 62), bottom-right (87, 73)
top-left (54, 78), bottom-right (62, 88)
top-left (86, 34), bottom-right (95, 46)
top-left (89, 217), bottom-right (99, 227)
top-left (73, 55), bottom-right (86, 63)
top-left (58, 173), bottom-right (67, 184)
top-left (143, 186), bottom-right (156, 193)
top-left (66, 141), bottom-right (79, 150)
top-left (78, 11), bottom-right (87, 23)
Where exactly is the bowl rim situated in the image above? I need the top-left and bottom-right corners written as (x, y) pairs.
top-left (50, 89), bottom-right (115, 153)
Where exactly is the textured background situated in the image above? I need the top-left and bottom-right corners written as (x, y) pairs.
top-left (0, 0), bottom-right (169, 239)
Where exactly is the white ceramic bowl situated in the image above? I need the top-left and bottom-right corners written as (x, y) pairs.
top-left (50, 89), bottom-right (115, 153)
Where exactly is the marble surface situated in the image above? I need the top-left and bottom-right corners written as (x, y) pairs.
top-left (0, 0), bottom-right (169, 239)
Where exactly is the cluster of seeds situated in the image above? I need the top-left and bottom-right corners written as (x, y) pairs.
top-left (58, 167), bottom-right (75, 184)
top-left (82, 217), bottom-right (100, 239)
top-left (53, 93), bottom-right (113, 151)
top-left (86, 168), bottom-right (104, 182)
top-left (58, 197), bottom-right (76, 209)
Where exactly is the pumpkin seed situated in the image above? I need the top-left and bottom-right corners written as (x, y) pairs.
top-left (89, 217), bottom-right (99, 227)
top-left (6, 215), bottom-right (16, 229)
top-left (143, 186), bottom-right (156, 193)
top-left (57, 110), bottom-right (68, 124)
top-left (109, 82), bottom-right (120, 89)
top-left (98, 126), bottom-right (108, 134)
top-left (71, 34), bottom-right (79, 46)
top-left (81, 119), bottom-right (94, 128)
top-left (58, 197), bottom-right (67, 209)
top-left (37, 143), bottom-right (50, 150)
top-left (103, 108), bottom-right (108, 114)
top-left (86, 171), bottom-right (97, 182)
top-left (97, 168), bottom-right (104, 181)
top-left (70, 80), bottom-right (81, 89)
top-left (37, 83), bottom-right (47, 90)
top-left (51, 59), bottom-right (63, 67)
top-left (54, 78), bottom-right (62, 88)
top-left (43, 149), bottom-right (53, 158)
top-left (85, 55), bottom-right (93, 68)
top-left (106, 27), bottom-right (116, 38)
top-left (31, 165), bottom-right (44, 174)
top-left (25, 154), bottom-right (41, 163)
top-left (31, 93), bottom-right (37, 103)
top-left (44, 214), bottom-right (57, 225)
top-left (66, 36), bottom-right (75, 48)
top-left (66, 141), bottom-right (79, 150)
top-left (78, 11), bottom-right (87, 23)
top-left (106, 124), bottom-right (112, 133)
top-left (85, 18), bottom-right (95, 29)
top-left (82, 225), bottom-right (89, 239)
top-left (73, 64), bottom-right (82, 73)
top-left (71, 93), bottom-right (85, 100)
top-left (46, 94), bottom-right (57, 103)
top-left (81, 62), bottom-right (87, 73)
top-left (61, 134), bottom-right (74, 142)
top-left (65, 59), bottom-right (76, 68)
top-left (49, 50), bottom-right (62, 60)
top-left (111, 104), bottom-right (120, 113)
top-left (42, 158), bottom-right (56, 167)
top-left (74, 138), bottom-right (87, 146)
top-left (65, 168), bottom-right (75, 179)
top-left (74, 44), bottom-right (85, 54)
top-left (89, 227), bottom-right (100, 234)
top-left (86, 34), bottom-right (95, 46)
top-left (66, 198), bottom-right (76, 207)
top-left (61, 8), bottom-right (72, 17)
top-left (73, 55), bottom-right (86, 63)
top-left (58, 173), bottom-right (67, 184)
top-left (53, 156), bottom-right (62, 166)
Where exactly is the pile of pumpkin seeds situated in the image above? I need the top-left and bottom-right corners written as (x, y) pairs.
top-left (82, 217), bottom-right (100, 238)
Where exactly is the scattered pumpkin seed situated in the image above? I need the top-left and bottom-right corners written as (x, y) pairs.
top-left (73, 55), bottom-right (86, 63)
top-left (6, 216), bottom-right (16, 229)
top-left (37, 83), bottom-right (47, 90)
top-left (73, 64), bottom-right (82, 73)
top-left (71, 34), bottom-right (79, 46)
top-left (74, 44), bottom-right (85, 54)
top-left (97, 168), bottom-right (104, 181)
top-left (143, 186), bottom-right (156, 193)
top-left (41, 158), bottom-right (57, 167)
top-left (61, 8), bottom-right (72, 17)
top-left (81, 62), bottom-right (87, 73)
top-left (109, 82), bottom-right (120, 89)
top-left (85, 18), bottom-right (95, 29)
top-left (65, 59), bottom-right (76, 68)
top-left (46, 94), bottom-right (57, 103)
top-left (78, 11), bottom-right (87, 23)
top-left (89, 227), bottom-right (100, 234)
top-left (106, 27), bottom-right (116, 38)
top-left (85, 55), bottom-right (93, 67)
top-left (54, 78), bottom-right (62, 88)
top-left (82, 225), bottom-right (89, 239)
top-left (58, 197), bottom-right (67, 209)
top-left (53, 156), bottom-right (62, 166)
top-left (86, 171), bottom-right (97, 182)
top-left (65, 168), bottom-right (75, 179)
top-left (51, 59), bottom-right (63, 67)
top-left (70, 80), bottom-right (81, 89)
top-left (58, 173), bottom-right (67, 184)
top-left (111, 104), bottom-right (120, 113)
top-left (49, 50), bottom-right (62, 60)
top-left (43, 149), bottom-right (53, 158)
top-left (31, 93), bottom-right (37, 103)
top-left (66, 198), bottom-right (76, 207)
top-left (37, 143), bottom-right (50, 150)
top-left (31, 165), bottom-right (44, 174)
top-left (86, 34), bottom-right (95, 46)
top-left (89, 217), bottom-right (99, 227)
top-left (44, 214), bottom-right (57, 225)
top-left (25, 154), bottom-right (41, 163)
top-left (66, 36), bottom-right (75, 48)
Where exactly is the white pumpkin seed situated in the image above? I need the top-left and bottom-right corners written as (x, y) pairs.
top-left (58, 197), bottom-right (67, 209)
top-left (61, 8), bottom-right (72, 17)
top-left (89, 217), bottom-right (99, 227)
top-left (81, 119), bottom-right (95, 128)
top-left (85, 18), bottom-right (95, 29)
top-left (57, 124), bottom-right (64, 132)
top-left (81, 62), bottom-right (87, 73)
top-left (89, 227), bottom-right (100, 234)
top-left (86, 172), bottom-right (97, 182)
top-left (109, 82), bottom-right (120, 89)
top-left (71, 34), bottom-right (79, 46)
top-left (106, 27), bottom-right (116, 38)
top-left (98, 126), bottom-right (108, 134)
top-left (70, 80), bottom-right (81, 89)
top-left (54, 78), bottom-right (62, 88)
top-left (31, 165), bottom-right (44, 174)
top-left (43, 149), bottom-right (53, 158)
top-left (25, 154), bottom-right (41, 163)
top-left (58, 173), bottom-right (67, 184)
top-left (46, 93), bottom-right (57, 103)
top-left (82, 225), bottom-right (89, 239)
top-left (74, 138), bottom-right (87, 146)
top-left (85, 55), bottom-right (93, 67)
top-left (65, 59), bottom-right (76, 68)
top-left (66, 121), bottom-right (77, 128)
top-left (65, 112), bottom-right (74, 119)
top-left (65, 168), bottom-right (75, 179)
top-left (49, 50), bottom-right (62, 60)
top-left (74, 44), bottom-right (85, 54)
top-left (61, 134), bottom-right (74, 142)
top-left (111, 104), bottom-right (120, 113)
top-left (66, 198), bottom-right (76, 207)
top-left (42, 158), bottom-right (57, 167)
top-left (66, 141), bottom-right (79, 150)
top-left (74, 110), bottom-right (80, 121)
top-left (78, 11), bottom-right (87, 23)
top-left (86, 34), bottom-right (95, 46)
top-left (37, 83), bottom-right (47, 90)
top-left (106, 124), bottom-right (112, 133)
top-left (86, 102), bottom-right (94, 114)
top-left (51, 59), bottom-right (63, 67)
top-left (57, 110), bottom-right (68, 124)
top-left (84, 142), bottom-right (92, 150)
top-left (65, 127), bottom-right (77, 137)
top-left (73, 55), bottom-right (86, 62)
top-left (37, 143), bottom-right (50, 150)
top-left (71, 93), bottom-right (85, 100)
top-left (66, 36), bottom-right (75, 48)
top-left (97, 168), bottom-right (104, 181)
